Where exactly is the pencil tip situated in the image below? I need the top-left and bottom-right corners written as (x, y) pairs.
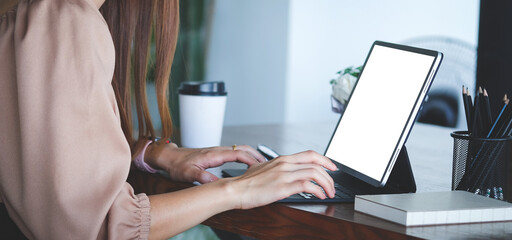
top-left (484, 89), bottom-right (488, 96)
top-left (478, 86), bottom-right (483, 93)
top-left (463, 86), bottom-right (466, 94)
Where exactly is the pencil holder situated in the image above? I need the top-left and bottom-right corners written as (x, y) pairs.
top-left (451, 131), bottom-right (512, 202)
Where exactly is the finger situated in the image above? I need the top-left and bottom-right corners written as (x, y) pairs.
top-left (283, 150), bottom-right (337, 171)
top-left (230, 149), bottom-right (261, 166)
top-left (290, 180), bottom-right (327, 200)
top-left (235, 145), bottom-right (266, 163)
top-left (196, 170), bottom-right (219, 184)
top-left (265, 162), bottom-right (335, 198)
top-left (295, 164), bottom-right (334, 194)
top-left (289, 168), bottom-right (335, 198)
top-left (271, 162), bottom-right (333, 192)
top-left (197, 147), bottom-right (260, 168)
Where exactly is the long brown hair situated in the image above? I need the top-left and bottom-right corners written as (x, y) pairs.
top-left (100, 0), bottom-right (179, 152)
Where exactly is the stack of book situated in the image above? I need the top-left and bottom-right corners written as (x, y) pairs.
top-left (354, 191), bottom-right (512, 226)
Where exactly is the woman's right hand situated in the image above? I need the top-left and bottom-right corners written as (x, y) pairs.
top-left (146, 150), bottom-right (337, 239)
top-left (227, 150), bottom-right (337, 210)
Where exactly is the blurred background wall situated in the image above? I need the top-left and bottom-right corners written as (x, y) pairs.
top-left (204, 0), bottom-right (479, 126)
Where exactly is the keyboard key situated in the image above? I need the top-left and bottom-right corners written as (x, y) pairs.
top-left (299, 192), bottom-right (311, 199)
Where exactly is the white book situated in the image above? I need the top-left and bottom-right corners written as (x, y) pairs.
top-left (354, 191), bottom-right (512, 226)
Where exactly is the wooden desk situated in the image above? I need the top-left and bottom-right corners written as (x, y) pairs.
top-left (128, 121), bottom-right (512, 239)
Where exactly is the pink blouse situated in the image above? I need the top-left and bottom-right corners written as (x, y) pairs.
top-left (0, 0), bottom-right (151, 239)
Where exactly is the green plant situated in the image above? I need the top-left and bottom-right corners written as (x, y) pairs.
top-left (330, 66), bottom-right (362, 85)
top-left (330, 65), bottom-right (362, 104)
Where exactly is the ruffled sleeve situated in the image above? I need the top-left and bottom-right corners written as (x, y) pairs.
top-left (0, 0), bottom-right (151, 239)
top-left (108, 185), bottom-right (152, 239)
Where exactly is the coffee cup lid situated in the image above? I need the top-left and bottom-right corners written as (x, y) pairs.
top-left (178, 81), bottom-right (227, 96)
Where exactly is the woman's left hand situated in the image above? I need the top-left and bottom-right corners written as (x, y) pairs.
top-left (145, 143), bottom-right (266, 184)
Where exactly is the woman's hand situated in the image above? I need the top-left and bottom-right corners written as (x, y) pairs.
top-left (145, 143), bottom-right (266, 184)
top-left (146, 149), bottom-right (336, 238)
top-left (227, 150), bottom-right (337, 209)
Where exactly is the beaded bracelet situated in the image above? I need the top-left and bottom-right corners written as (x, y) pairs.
top-left (133, 137), bottom-right (172, 173)
top-left (153, 137), bottom-right (171, 144)
top-left (133, 140), bottom-right (159, 173)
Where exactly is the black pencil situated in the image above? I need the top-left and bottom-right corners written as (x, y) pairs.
top-left (487, 96), bottom-right (509, 138)
top-left (490, 95), bottom-right (509, 137)
top-left (483, 89), bottom-right (493, 131)
top-left (504, 119), bottom-right (512, 137)
top-left (471, 88), bottom-right (482, 137)
top-left (462, 86), bottom-right (472, 131)
top-left (467, 88), bottom-right (473, 128)
top-left (498, 109), bottom-right (512, 138)
top-left (495, 95), bottom-right (512, 138)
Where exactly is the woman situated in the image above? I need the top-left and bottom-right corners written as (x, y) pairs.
top-left (0, 0), bottom-right (336, 239)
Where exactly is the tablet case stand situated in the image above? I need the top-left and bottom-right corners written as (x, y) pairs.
top-left (382, 146), bottom-right (417, 193)
top-left (333, 145), bottom-right (416, 196)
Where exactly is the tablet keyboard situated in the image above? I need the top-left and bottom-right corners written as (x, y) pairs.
top-left (298, 182), bottom-right (354, 200)
top-left (222, 168), bottom-right (355, 203)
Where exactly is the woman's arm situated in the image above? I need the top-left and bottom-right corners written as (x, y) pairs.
top-left (147, 150), bottom-right (337, 239)
top-left (144, 142), bottom-right (266, 183)
top-left (148, 178), bottom-right (234, 239)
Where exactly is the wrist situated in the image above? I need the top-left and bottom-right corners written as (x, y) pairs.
top-left (134, 140), bottom-right (159, 173)
top-left (144, 140), bottom-right (177, 173)
top-left (143, 142), bottom-right (160, 169)
top-left (212, 177), bottom-right (242, 211)
top-left (144, 142), bottom-right (168, 172)
top-left (219, 177), bottom-right (243, 210)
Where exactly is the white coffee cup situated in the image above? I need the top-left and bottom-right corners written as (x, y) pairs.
top-left (179, 81), bottom-right (227, 149)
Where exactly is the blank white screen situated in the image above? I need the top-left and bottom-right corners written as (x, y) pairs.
top-left (325, 45), bottom-right (435, 182)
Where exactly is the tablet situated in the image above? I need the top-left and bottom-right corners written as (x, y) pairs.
top-left (325, 41), bottom-right (443, 187)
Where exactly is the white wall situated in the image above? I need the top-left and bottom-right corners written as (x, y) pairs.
top-left (207, 0), bottom-right (480, 126)
top-left (206, 0), bottom-right (290, 126)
